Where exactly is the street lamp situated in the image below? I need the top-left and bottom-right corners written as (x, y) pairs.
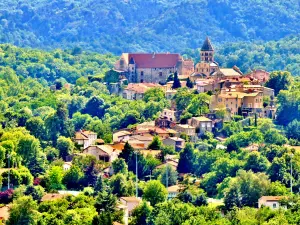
top-left (290, 153), bottom-right (294, 194)
top-left (134, 151), bottom-right (138, 198)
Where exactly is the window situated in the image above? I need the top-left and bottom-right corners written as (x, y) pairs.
top-left (159, 72), bottom-right (163, 77)
top-left (140, 79), bottom-right (144, 83)
top-left (141, 71), bottom-right (144, 76)
top-left (201, 123), bottom-right (205, 128)
top-left (273, 203), bottom-right (277, 209)
top-left (207, 123), bottom-right (211, 128)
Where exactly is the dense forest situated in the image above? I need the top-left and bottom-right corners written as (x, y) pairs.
top-left (0, 0), bottom-right (299, 53)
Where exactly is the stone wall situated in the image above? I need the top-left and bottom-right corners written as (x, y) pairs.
top-left (136, 67), bottom-right (175, 83)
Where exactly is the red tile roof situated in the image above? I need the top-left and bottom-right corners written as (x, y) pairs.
top-left (127, 53), bottom-right (180, 68)
top-left (259, 196), bottom-right (285, 201)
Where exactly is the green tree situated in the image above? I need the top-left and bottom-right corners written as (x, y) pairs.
top-left (24, 185), bottom-right (45, 202)
top-left (159, 164), bottom-right (178, 187)
top-left (143, 88), bottom-right (165, 102)
top-left (224, 170), bottom-right (271, 209)
top-left (186, 77), bottom-right (194, 88)
top-left (142, 180), bottom-right (167, 206)
top-left (286, 120), bottom-right (300, 141)
top-left (63, 165), bottom-right (84, 189)
top-left (47, 166), bottom-right (65, 191)
top-left (6, 196), bottom-right (39, 225)
top-left (112, 158), bottom-right (128, 175)
top-left (129, 201), bottom-right (152, 225)
top-left (56, 136), bottom-right (74, 160)
top-left (25, 117), bottom-right (45, 140)
top-left (174, 88), bottom-right (193, 111)
top-left (187, 93), bottom-right (210, 116)
top-left (265, 71), bottom-right (293, 95)
top-left (172, 71), bottom-right (181, 89)
top-left (94, 191), bottom-right (117, 213)
top-left (244, 152), bottom-right (270, 173)
top-left (177, 143), bottom-right (195, 173)
top-left (110, 173), bottom-right (133, 197)
top-left (147, 136), bottom-right (162, 150)
top-left (82, 96), bottom-right (107, 118)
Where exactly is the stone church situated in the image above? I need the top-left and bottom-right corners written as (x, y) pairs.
top-left (114, 53), bottom-right (194, 83)
top-left (194, 37), bottom-right (219, 79)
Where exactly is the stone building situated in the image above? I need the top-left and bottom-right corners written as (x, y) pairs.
top-left (194, 37), bottom-right (219, 78)
top-left (114, 53), bottom-right (194, 83)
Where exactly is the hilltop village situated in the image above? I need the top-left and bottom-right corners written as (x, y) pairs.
top-left (0, 39), bottom-right (298, 225)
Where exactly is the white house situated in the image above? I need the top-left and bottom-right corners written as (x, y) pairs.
top-left (63, 162), bottom-right (72, 171)
top-left (113, 130), bottom-right (132, 143)
top-left (167, 185), bottom-right (182, 199)
top-left (258, 196), bottom-right (286, 210)
top-left (74, 130), bottom-right (97, 149)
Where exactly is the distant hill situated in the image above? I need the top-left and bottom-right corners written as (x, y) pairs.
top-left (185, 35), bottom-right (300, 76)
top-left (0, 0), bottom-right (299, 53)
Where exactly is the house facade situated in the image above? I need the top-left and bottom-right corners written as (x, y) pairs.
top-left (258, 196), bottom-right (286, 210)
top-left (83, 145), bottom-right (119, 162)
top-left (74, 130), bottom-right (97, 149)
top-left (210, 85), bottom-right (265, 117)
top-left (122, 83), bottom-right (164, 100)
top-left (163, 137), bottom-right (185, 151)
top-left (188, 117), bottom-right (213, 135)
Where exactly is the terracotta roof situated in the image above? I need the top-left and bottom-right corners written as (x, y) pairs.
top-left (201, 37), bottom-right (214, 51)
top-left (259, 196), bottom-right (285, 201)
top-left (41, 193), bottom-right (66, 202)
top-left (218, 68), bottom-right (242, 77)
top-left (124, 83), bottom-right (163, 94)
top-left (74, 131), bottom-right (89, 140)
top-left (124, 53), bottom-right (181, 68)
top-left (120, 197), bottom-right (142, 203)
top-left (130, 134), bottom-right (154, 142)
top-left (167, 185), bottom-right (183, 193)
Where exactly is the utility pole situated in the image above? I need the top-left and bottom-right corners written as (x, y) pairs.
top-left (7, 154), bottom-right (10, 189)
top-left (166, 165), bottom-right (168, 188)
top-left (290, 154), bottom-right (294, 194)
top-left (135, 151), bottom-right (138, 198)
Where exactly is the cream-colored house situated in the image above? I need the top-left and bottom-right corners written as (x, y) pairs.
top-left (174, 124), bottom-right (196, 137)
top-left (120, 197), bottom-right (142, 217)
top-left (74, 130), bottom-right (97, 149)
top-left (83, 145), bottom-right (120, 162)
top-left (113, 130), bottom-right (132, 143)
top-left (258, 196), bottom-right (286, 210)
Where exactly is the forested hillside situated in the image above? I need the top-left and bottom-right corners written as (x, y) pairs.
top-left (185, 35), bottom-right (300, 76)
top-left (0, 0), bottom-right (299, 53)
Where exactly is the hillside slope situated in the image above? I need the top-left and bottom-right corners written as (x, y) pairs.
top-left (0, 0), bottom-right (299, 53)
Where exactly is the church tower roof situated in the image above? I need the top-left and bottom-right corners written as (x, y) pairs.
top-left (129, 57), bottom-right (135, 64)
top-left (201, 37), bottom-right (214, 51)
